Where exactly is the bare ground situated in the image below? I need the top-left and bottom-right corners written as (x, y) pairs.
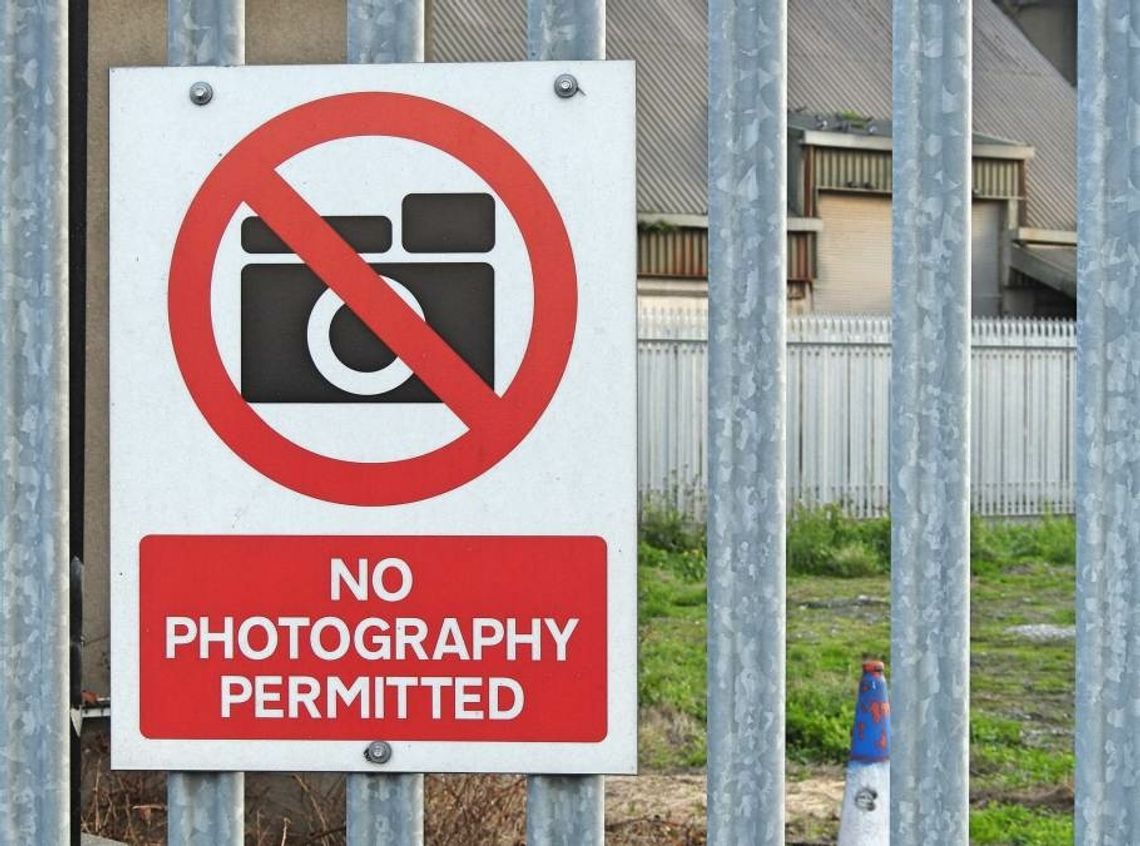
top-left (605, 772), bottom-right (846, 846)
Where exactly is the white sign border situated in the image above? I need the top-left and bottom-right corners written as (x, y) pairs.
top-left (109, 61), bottom-right (637, 775)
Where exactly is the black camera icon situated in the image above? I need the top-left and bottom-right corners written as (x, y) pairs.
top-left (239, 193), bottom-right (495, 403)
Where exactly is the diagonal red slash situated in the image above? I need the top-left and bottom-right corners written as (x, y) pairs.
top-left (242, 169), bottom-right (502, 429)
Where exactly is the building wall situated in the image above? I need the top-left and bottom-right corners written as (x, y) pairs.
top-left (812, 192), bottom-right (1009, 317)
top-left (971, 201), bottom-right (1004, 316)
top-left (84, 1), bottom-right (346, 699)
top-left (998, 0), bottom-right (1076, 85)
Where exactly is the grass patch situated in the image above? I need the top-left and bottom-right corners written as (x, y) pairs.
top-left (640, 499), bottom-right (706, 555)
top-left (637, 506), bottom-right (1076, 839)
top-left (787, 504), bottom-right (890, 577)
top-left (971, 515), bottom-right (1076, 575)
top-left (971, 804), bottom-right (1073, 845)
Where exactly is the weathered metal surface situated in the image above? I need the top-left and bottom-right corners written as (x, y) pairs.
top-left (706, 0), bottom-right (788, 843)
top-left (1075, 0), bottom-right (1140, 841)
top-left (890, 0), bottom-right (972, 842)
top-left (347, 0), bottom-right (424, 63)
top-left (0, 1), bottom-right (70, 842)
top-left (344, 2), bottom-right (426, 841)
top-left (166, 773), bottom-right (243, 846)
top-left (525, 2), bottom-right (606, 841)
top-left (527, 0), bottom-right (604, 62)
top-left (167, 0), bottom-right (244, 66)
top-left (526, 775), bottom-right (604, 846)
top-left (166, 2), bottom-right (246, 840)
top-left (346, 774), bottom-right (424, 846)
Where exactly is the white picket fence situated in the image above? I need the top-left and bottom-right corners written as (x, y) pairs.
top-left (638, 305), bottom-right (1076, 518)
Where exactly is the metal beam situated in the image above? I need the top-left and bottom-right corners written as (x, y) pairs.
top-left (346, 773), bottom-right (424, 846)
top-left (344, 3), bottom-right (426, 841)
top-left (1076, 0), bottom-right (1140, 841)
top-left (525, 2), bottom-right (606, 842)
top-left (167, 0), bottom-right (244, 66)
top-left (166, 2), bottom-right (245, 841)
top-left (706, 0), bottom-right (787, 844)
top-left (0, 1), bottom-right (71, 842)
top-left (890, 0), bottom-right (972, 842)
top-left (348, 0), bottom-right (424, 64)
top-left (527, 0), bottom-right (604, 62)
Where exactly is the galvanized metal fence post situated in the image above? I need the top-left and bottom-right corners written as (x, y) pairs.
top-left (890, 0), bottom-right (972, 842)
top-left (166, 2), bottom-right (245, 843)
top-left (706, 0), bottom-right (787, 843)
top-left (525, 2), bottom-right (606, 844)
top-left (0, 2), bottom-right (71, 842)
top-left (347, 0), bottom-right (424, 64)
top-left (344, 2), bottom-right (426, 843)
top-left (527, 0), bottom-right (604, 61)
top-left (1076, 1), bottom-right (1140, 841)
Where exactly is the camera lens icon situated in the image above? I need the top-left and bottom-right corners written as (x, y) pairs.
top-left (305, 280), bottom-right (424, 397)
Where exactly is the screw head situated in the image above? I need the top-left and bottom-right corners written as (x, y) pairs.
top-left (554, 73), bottom-right (579, 99)
top-left (189, 81), bottom-right (214, 106)
top-left (363, 740), bottom-right (392, 765)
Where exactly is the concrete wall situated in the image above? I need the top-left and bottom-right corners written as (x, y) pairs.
top-left (84, 1), bottom-right (346, 699)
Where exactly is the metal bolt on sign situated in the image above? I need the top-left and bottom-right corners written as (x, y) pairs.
top-left (363, 741), bottom-right (392, 765)
top-left (189, 81), bottom-right (214, 105)
top-left (554, 73), bottom-right (579, 98)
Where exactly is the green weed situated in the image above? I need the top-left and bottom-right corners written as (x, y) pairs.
top-left (786, 504), bottom-right (890, 577)
top-left (971, 805), bottom-right (1072, 845)
top-left (971, 515), bottom-right (1076, 575)
top-left (639, 497), bottom-right (705, 553)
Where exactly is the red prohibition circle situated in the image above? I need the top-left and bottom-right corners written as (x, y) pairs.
top-left (168, 93), bottom-right (577, 506)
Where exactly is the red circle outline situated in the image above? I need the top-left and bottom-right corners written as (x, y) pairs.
top-left (168, 93), bottom-right (576, 505)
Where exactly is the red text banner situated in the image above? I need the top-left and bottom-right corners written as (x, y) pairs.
top-left (140, 535), bottom-right (607, 742)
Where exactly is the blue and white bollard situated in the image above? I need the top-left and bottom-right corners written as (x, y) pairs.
top-left (837, 660), bottom-right (891, 846)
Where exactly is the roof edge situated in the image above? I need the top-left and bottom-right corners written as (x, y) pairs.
top-left (1017, 227), bottom-right (1077, 246)
top-left (795, 128), bottom-right (1034, 160)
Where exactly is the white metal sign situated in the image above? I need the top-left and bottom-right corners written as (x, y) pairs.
top-left (109, 62), bottom-right (636, 774)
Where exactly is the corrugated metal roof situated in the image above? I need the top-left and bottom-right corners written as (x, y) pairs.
top-left (428, 0), bottom-right (1076, 229)
top-left (787, 0), bottom-right (1075, 230)
top-left (430, 0), bottom-right (526, 63)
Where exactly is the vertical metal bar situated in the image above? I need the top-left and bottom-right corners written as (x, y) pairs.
top-left (526, 776), bottom-right (603, 846)
top-left (166, 773), bottom-right (243, 845)
top-left (344, 3), bottom-right (426, 840)
top-left (890, 0), bottom-right (972, 842)
top-left (348, 0), bottom-right (424, 63)
top-left (346, 775), bottom-right (424, 846)
top-left (0, 2), bottom-right (70, 843)
top-left (1076, 1), bottom-right (1140, 841)
top-left (525, 1), bottom-right (605, 842)
top-left (527, 0), bottom-right (604, 61)
top-left (168, 0), bottom-right (244, 66)
top-left (166, 2), bottom-right (244, 843)
top-left (706, 0), bottom-right (787, 842)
